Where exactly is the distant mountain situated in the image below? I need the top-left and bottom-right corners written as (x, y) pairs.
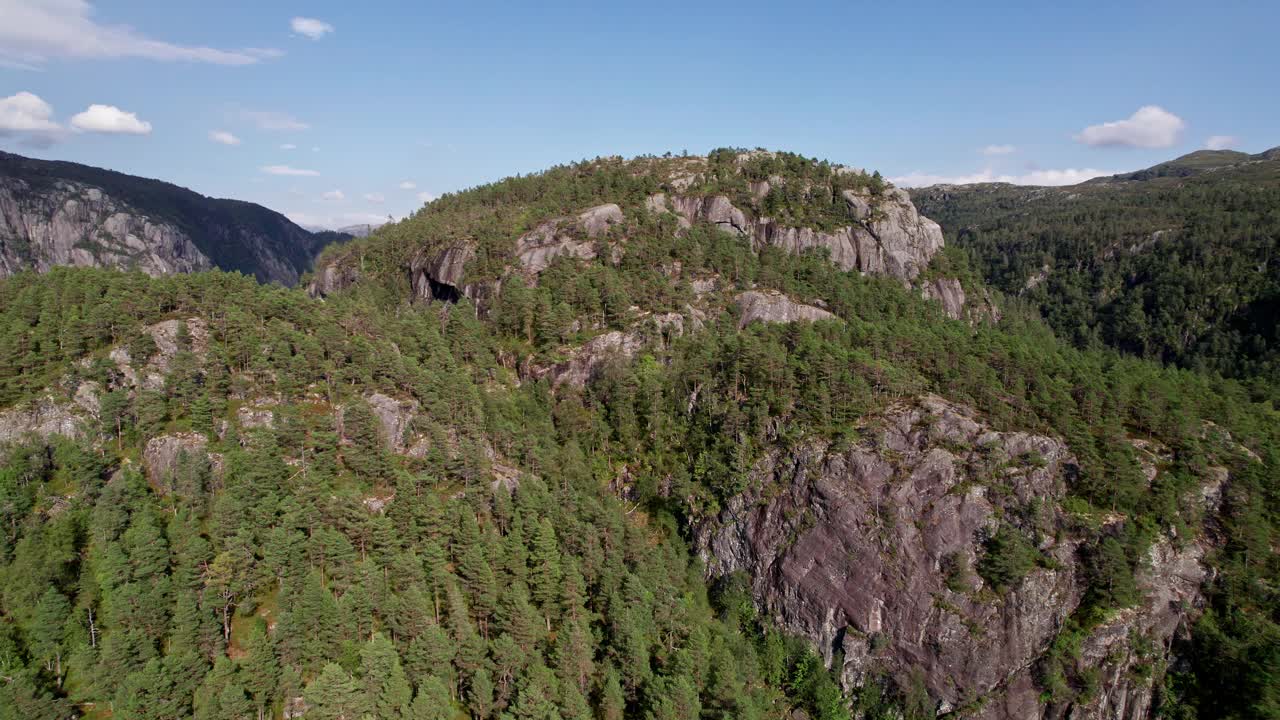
top-left (336, 222), bottom-right (384, 238)
top-left (0, 151), bottom-right (347, 285)
top-left (911, 145), bottom-right (1280, 384)
top-left (1087, 146), bottom-right (1275, 183)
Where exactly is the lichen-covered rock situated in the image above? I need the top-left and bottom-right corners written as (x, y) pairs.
top-left (735, 291), bottom-right (837, 328)
top-left (308, 261), bottom-right (361, 298)
top-left (660, 188), bottom-right (943, 282)
top-left (923, 277), bottom-right (968, 320)
top-left (543, 330), bottom-right (645, 387)
top-left (693, 395), bottom-right (1205, 719)
top-left (237, 404), bottom-right (275, 431)
top-left (0, 395), bottom-right (85, 444)
top-left (363, 392), bottom-right (418, 452)
top-left (142, 432), bottom-right (223, 494)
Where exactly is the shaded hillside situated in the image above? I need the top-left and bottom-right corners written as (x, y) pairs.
top-left (0, 151), bottom-right (347, 285)
top-left (911, 147), bottom-right (1280, 390)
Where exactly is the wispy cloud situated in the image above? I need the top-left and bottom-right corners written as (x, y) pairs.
top-left (1205, 135), bottom-right (1238, 151)
top-left (1075, 106), bottom-right (1185, 148)
top-left (417, 191), bottom-right (437, 203)
top-left (980, 144), bottom-right (1016, 156)
top-left (364, 193), bottom-right (385, 203)
top-left (0, 0), bottom-right (282, 69)
top-left (209, 130), bottom-right (240, 146)
top-left (261, 165), bottom-right (319, 177)
top-left (290, 17), bottom-right (334, 40)
top-left (321, 189), bottom-right (345, 201)
top-left (241, 109), bottom-right (309, 131)
top-left (891, 166), bottom-right (1114, 188)
top-left (70, 104), bottom-right (151, 134)
top-left (280, 143), bottom-right (296, 150)
top-left (398, 180), bottom-right (417, 190)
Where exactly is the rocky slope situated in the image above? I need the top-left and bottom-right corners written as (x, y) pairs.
top-left (310, 151), bottom-right (960, 317)
top-left (694, 396), bottom-right (1227, 720)
top-left (0, 151), bottom-right (342, 285)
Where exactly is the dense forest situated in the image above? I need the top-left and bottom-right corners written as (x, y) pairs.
top-left (911, 149), bottom-right (1280, 394)
top-left (1, 150), bottom-right (1277, 720)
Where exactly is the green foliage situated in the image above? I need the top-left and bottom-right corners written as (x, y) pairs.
top-left (912, 159), bottom-right (1280, 393)
top-left (977, 526), bottom-right (1041, 593)
top-left (1, 147), bottom-right (1279, 720)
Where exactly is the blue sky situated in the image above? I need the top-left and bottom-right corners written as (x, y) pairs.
top-left (1, 0), bottom-right (1276, 229)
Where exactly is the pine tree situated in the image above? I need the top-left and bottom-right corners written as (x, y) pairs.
top-left (218, 682), bottom-right (255, 720)
top-left (410, 676), bottom-right (452, 720)
top-left (358, 633), bottom-right (412, 720)
top-left (599, 666), bottom-right (625, 720)
top-left (305, 663), bottom-right (367, 720)
top-left (468, 668), bottom-right (495, 720)
top-left (530, 517), bottom-right (562, 625)
top-left (241, 621), bottom-right (280, 720)
top-left (30, 587), bottom-right (70, 687)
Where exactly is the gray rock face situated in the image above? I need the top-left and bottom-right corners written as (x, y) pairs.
top-left (923, 277), bottom-right (967, 320)
top-left (0, 151), bottom-right (334, 286)
top-left (0, 395), bottom-right (86, 445)
top-left (660, 188), bottom-right (944, 282)
top-left (541, 330), bottom-right (645, 388)
top-left (515, 203), bottom-right (622, 275)
top-left (0, 177), bottom-right (213, 278)
top-left (694, 396), bottom-right (1206, 719)
top-left (410, 245), bottom-right (478, 302)
top-left (735, 291), bottom-right (837, 328)
top-left (362, 393), bottom-right (418, 453)
top-left (142, 432), bottom-right (223, 494)
top-left (308, 262), bottom-right (361, 298)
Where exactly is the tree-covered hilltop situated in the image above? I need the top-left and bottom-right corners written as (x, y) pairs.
top-left (0, 148), bottom-right (1277, 720)
top-left (910, 148), bottom-right (1280, 393)
top-left (309, 148), bottom-right (891, 298)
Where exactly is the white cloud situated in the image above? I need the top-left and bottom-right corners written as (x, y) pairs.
top-left (0, 0), bottom-right (282, 69)
top-left (1075, 105), bottom-right (1186, 148)
top-left (364, 193), bottom-right (385, 203)
top-left (280, 143), bottom-right (296, 150)
top-left (890, 166), bottom-right (1114, 188)
top-left (398, 180), bottom-right (417, 190)
top-left (1205, 135), bottom-right (1238, 151)
top-left (261, 165), bottom-right (319, 176)
top-left (980, 144), bottom-right (1016, 156)
top-left (290, 17), bottom-right (334, 40)
top-left (70, 104), bottom-right (151, 134)
top-left (417, 191), bottom-right (437, 203)
top-left (321, 189), bottom-right (345, 201)
top-left (209, 130), bottom-right (240, 146)
top-left (241, 110), bottom-right (309, 131)
top-left (311, 146), bottom-right (320, 152)
top-left (286, 211), bottom-right (388, 231)
top-left (0, 91), bottom-right (63, 145)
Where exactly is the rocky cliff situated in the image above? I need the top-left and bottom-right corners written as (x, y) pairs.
top-left (312, 151), bottom-right (963, 317)
top-left (694, 396), bottom-right (1220, 719)
top-left (0, 151), bottom-right (340, 285)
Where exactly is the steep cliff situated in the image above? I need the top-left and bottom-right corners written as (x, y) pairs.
top-left (695, 397), bottom-right (1227, 719)
top-left (0, 151), bottom-right (341, 285)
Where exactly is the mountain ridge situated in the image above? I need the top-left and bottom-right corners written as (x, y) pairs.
top-left (0, 151), bottom-right (345, 285)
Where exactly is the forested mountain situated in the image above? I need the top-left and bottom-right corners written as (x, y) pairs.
top-left (0, 152), bottom-right (349, 285)
top-left (910, 147), bottom-right (1280, 392)
top-left (1, 150), bottom-right (1276, 720)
